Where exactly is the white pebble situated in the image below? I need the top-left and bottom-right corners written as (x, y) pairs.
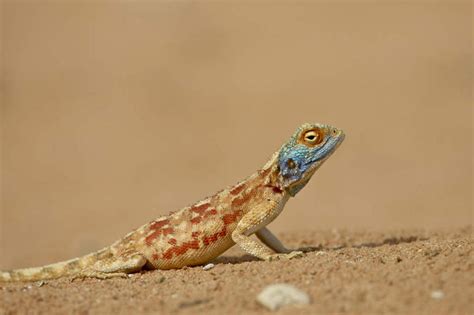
top-left (257, 283), bottom-right (310, 311)
top-left (202, 263), bottom-right (215, 271)
top-left (431, 290), bottom-right (445, 299)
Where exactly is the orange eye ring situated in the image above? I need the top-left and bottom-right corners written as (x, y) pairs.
top-left (299, 128), bottom-right (324, 146)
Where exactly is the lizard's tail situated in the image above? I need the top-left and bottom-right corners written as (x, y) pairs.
top-left (0, 247), bottom-right (112, 282)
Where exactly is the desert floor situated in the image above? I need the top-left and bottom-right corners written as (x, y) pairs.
top-left (1, 227), bottom-right (472, 315)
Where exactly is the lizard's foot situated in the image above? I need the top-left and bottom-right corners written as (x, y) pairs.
top-left (266, 251), bottom-right (304, 262)
top-left (71, 270), bottom-right (129, 282)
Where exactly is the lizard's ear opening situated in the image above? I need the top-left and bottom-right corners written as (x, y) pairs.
top-left (278, 156), bottom-right (303, 189)
top-left (286, 158), bottom-right (297, 169)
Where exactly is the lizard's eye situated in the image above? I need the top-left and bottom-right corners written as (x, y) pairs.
top-left (302, 129), bottom-right (323, 146)
top-left (305, 132), bottom-right (317, 142)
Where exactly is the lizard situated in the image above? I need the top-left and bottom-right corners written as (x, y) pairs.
top-left (0, 123), bottom-right (345, 282)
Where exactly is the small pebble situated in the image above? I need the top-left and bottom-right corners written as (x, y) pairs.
top-left (431, 290), bottom-right (445, 299)
top-left (203, 263), bottom-right (215, 271)
top-left (257, 283), bottom-right (310, 311)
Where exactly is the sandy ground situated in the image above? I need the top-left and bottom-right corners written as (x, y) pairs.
top-left (1, 227), bottom-right (472, 315)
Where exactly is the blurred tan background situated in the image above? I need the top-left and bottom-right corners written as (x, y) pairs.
top-left (0, 1), bottom-right (472, 269)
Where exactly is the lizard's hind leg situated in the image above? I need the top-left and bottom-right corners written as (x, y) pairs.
top-left (76, 253), bottom-right (148, 280)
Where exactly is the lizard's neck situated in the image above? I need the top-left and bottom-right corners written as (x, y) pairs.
top-left (220, 150), bottom-right (286, 209)
top-left (254, 150), bottom-right (283, 192)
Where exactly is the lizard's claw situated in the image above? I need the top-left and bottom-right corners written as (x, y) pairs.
top-left (266, 251), bottom-right (304, 261)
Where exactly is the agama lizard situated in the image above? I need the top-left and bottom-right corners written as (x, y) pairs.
top-left (0, 123), bottom-right (345, 282)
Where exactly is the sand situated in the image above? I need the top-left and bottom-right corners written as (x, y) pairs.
top-left (1, 228), bottom-right (472, 314)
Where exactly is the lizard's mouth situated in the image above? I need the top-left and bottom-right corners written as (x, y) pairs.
top-left (302, 132), bottom-right (345, 172)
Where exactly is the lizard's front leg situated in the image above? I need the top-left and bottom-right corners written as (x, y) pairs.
top-left (231, 204), bottom-right (303, 261)
top-left (255, 227), bottom-right (292, 254)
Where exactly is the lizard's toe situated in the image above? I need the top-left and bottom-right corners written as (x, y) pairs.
top-left (266, 251), bottom-right (304, 262)
top-left (286, 250), bottom-right (304, 259)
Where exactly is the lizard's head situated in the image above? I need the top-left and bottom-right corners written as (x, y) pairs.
top-left (278, 123), bottom-right (345, 196)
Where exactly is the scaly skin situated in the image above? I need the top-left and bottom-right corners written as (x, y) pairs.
top-left (0, 123), bottom-right (345, 282)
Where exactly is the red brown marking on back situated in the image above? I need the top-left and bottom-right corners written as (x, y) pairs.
top-left (204, 208), bottom-right (218, 217)
top-left (191, 231), bottom-right (201, 238)
top-left (222, 209), bottom-right (243, 225)
top-left (162, 227), bottom-right (174, 235)
top-left (231, 191), bottom-right (254, 208)
top-left (230, 183), bottom-right (246, 195)
top-left (168, 238), bottom-right (177, 245)
top-left (152, 253), bottom-right (159, 260)
top-left (145, 219), bottom-right (174, 245)
top-left (202, 226), bottom-right (227, 246)
top-left (190, 217), bottom-right (202, 224)
top-left (191, 203), bottom-right (210, 215)
top-left (190, 206), bottom-right (218, 225)
top-left (149, 219), bottom-right (169, 231)
top-left (145, 233), bottom-right (159, 245)
top-left (162, 240), bottom-right (200, 260)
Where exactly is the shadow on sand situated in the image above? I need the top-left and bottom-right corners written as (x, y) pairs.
top-left (213, 235), bottom-right (427, 265)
